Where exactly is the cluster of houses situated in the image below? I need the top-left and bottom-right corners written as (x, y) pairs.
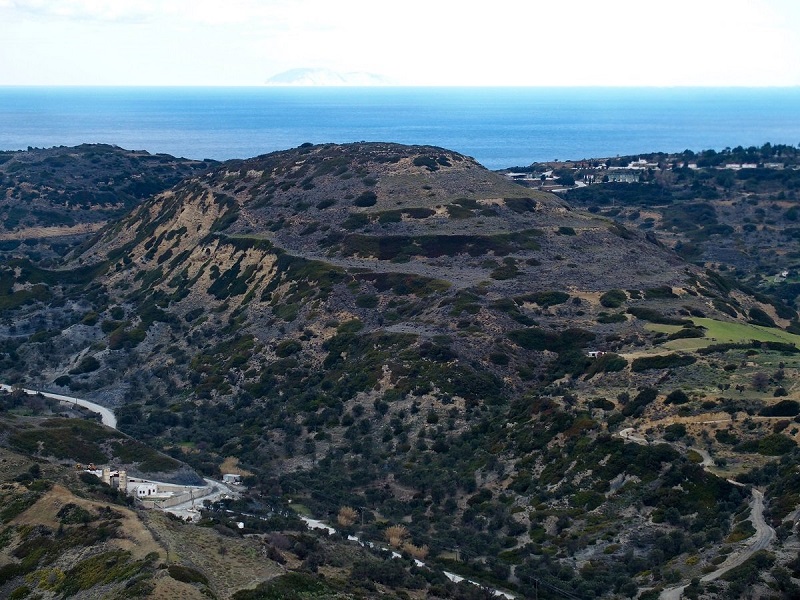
top-left (506, 156), bottom-right (793, 189)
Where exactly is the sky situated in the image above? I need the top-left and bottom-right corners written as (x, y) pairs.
top-left (1, 0), bottom-right (800, 86)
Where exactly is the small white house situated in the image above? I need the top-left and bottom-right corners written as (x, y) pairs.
top-left (136, 483), bottom-right (159, 497)
top-left (587, 351), bottom-right (606, 359)
top-left (223, 473), bottom-right (243, 485)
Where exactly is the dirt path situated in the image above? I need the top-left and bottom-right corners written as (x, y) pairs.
top-left (617, 428), bottom-right (776, 599)
top-left (659, 489), bottom-right (774, 600)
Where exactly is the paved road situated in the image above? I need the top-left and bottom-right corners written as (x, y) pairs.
top-left (0, 383), bottom-right (117, 428)
top-left (160, 477), bottom-right (238, 521)
top-left (299, 515), bottom-right (514, 598)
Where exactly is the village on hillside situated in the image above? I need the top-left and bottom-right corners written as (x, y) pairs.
top-left (504, 144), bottom-right (800, 191)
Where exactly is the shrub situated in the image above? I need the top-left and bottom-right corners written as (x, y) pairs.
top-left (760, 400), bottom-right (800, 417)
top-left (275, 340), bottom-right (301, 357)
top-left (413, 156), bottom-right (439, 170)
top-left (404, 207), bottom-right (435, 219)
top-left (489, 352), bottom-right (509, 365)
top-left (504, 197), bottom-right (537, 213)
top-left (715, 429), bottom-right (739, 445)
top-left (721, 550), bottom-right (774, 585)
top-left (584, 353), bottom-right (627, 378)
top-left (713, 298), bottom-right (738, 317)
top-left (342, 213), bottom-right (370, 230)
top-left (353, 191), bottom-right (377, 207)
top-left (600, 289), bottom-right (627, 308)
top-left (490, 260), bottom-right (521, 280)
top-left (108, 327), bottom-right (146, 350)
top-left (644, 286), bottom-right (677, 299)
top-left (627, 307), bottom-right (691, 326)
top-left (757, 434), bottom-right (796, 456)
top-left (69, 355), bottom-right (101, 375)
top-left (168, 565), bottom-right (209, 585)
top-left (748, 307), bottom-right (777, 328)
top-left (631, 354), bottom-right (696, 372)
top-left (664, 389), bottom-right (690, 405)
top-left (517, 290), bottom-right (570, 307)
top-left (384, 524), bottom-right (409, 547)
top-left (597, 312), bottom-right (626, 324)
top-left (57, 503), bottom-right (94, 524)
top-left (233, 573), bottom-right (334, 599)
top-left (355, 294), bottom-right (379, 308)
top-left (445, 204), bottom-right (475, 219)
top-left (9, 586), bottom-right (30, 600)
top-left (663, 423), bottom-right (687, 441)
top-left (667, 326), bottom-right (705, 340)
top-left (337, 506), bottom-right (358, 527)
top-left (621, 387), bottom-right (658, 417)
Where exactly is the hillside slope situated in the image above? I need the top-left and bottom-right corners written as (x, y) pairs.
top-left (0, 144), bottom-right (212, 260)
top-left (4, 142), bottom-right (800, 598)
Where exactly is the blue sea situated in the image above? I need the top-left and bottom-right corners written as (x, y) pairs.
top-left (1, 87), bottom-right (799, 170)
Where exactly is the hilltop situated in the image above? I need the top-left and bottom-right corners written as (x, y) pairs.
top-left (3, 142), bottom-right (800, 598)
top-left (0, 144), bottom-right (212, 261)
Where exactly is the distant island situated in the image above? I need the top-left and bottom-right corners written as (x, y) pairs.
top-left (266, 67), bottom-right (391, 87)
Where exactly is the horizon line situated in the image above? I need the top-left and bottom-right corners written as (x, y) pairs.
top-left (1, 84), bottom-right (800, 90)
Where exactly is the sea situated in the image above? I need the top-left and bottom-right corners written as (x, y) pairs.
top-left (1, 86), bottom-right (799, 170)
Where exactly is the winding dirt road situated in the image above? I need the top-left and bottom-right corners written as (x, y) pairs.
top-left (660, 489), bottom-right (774, 599)
top-left (617, 427), bottom-right (775, 600)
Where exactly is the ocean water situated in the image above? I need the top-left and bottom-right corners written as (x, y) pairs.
top-left (1, 87), bottom-right (799, 170)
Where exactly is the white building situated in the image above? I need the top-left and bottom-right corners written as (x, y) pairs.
top-left (136, 483), bottom-right (159, 497)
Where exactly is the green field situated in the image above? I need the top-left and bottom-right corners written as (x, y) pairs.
top-left (647, 318), bottom-right (800, 351)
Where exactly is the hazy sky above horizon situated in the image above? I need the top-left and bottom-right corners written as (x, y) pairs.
top-left (1, 0), bottom-right (799, 86)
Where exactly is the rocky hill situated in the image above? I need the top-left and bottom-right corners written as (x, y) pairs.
top-left (0, 144), bottom-right (212, 261)
top-left (4, 142), bottom-right (800, 598)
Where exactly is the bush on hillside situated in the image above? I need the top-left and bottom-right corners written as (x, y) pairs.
top-left (599, 289), bottom-right (627, 308)
top-left (631, 354), bottom-right (696, 372)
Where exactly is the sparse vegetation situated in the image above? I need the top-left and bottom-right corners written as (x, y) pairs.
top-left (5, 141), bottom-right (800, 599)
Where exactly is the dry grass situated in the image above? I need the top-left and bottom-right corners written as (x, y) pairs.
top-left (337, 505), bottom-right (358, 527)
top-left (385, 524), bottom-right (409, 548)
top-left (402, 542), bottom-right (429, 559)
top-left (10, 482), bottom-right (164, 560)
top-left (220, 456), bottom-right (253, 477)
top-left (149, 573), bottom-right (211, 600)
top-left (142, 510), bottom-right (284, 598)
top-left (0, 222), bottom-right (104, 239)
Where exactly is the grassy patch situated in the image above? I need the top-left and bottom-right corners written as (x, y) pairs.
top-left (657, 317), bottom-right (800, 351)
top-left (58, 549), bottom-right (155, 597)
